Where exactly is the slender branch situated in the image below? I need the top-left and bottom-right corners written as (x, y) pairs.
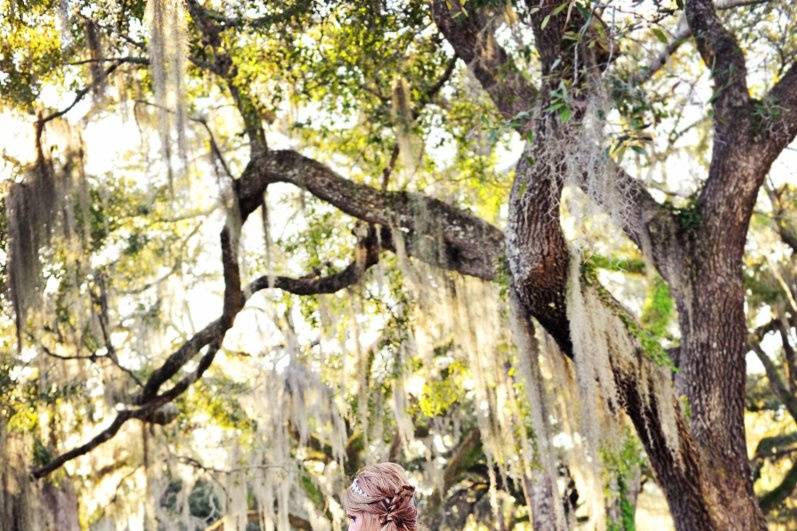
top-left (759, 459), bottom-right (797, 514)
top-left (36, 58), bottom-right (144, 126)
top-left (92, 274), bottom-right (144, 388)
top-left (197, 118), bottom-right (235, 181)
top-left (380, 143), bottom-right (400, 191)
top-left (31, 228), bottom-right (383, 478)
top-left (776, 319), bottom-right (797, 391)
top-left (417, 55), bottom-right (458, 113)
top-left (634, 0), bottom-right (771, 85)
top-left (65, 56), bottom-right (149, 66)
top-left (766, 184), bottom-right (797, 253)
top-left (750, 343), bottom-right (797, 422)
top-left (40, 344), bottom-right (99, 361)
top-left (186, 0), bottom-right (268, 157)
top-left (176, 455), bottom-right (284, 475)
top-left (31, 408), bottom-right (136, 479)
top-left (382, 55), bottom-right (456, 191)
top-left (40, 340), bottom-right (142, 388)
top-left (633, 18), bottom-right (691, 85)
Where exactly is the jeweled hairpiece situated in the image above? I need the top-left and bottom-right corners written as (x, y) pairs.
top-left (350, 478), bottom-right (367, 497)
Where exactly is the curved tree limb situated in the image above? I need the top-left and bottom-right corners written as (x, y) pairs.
top-left (237, 150), bottom-right (506, 280)
top-left (31, 226), bottom-right (383, 479)
top-left (246, 225), bottom-right (381, 296)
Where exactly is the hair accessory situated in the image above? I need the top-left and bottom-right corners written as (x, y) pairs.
top-left (350, 478), bottom-right (367, 497)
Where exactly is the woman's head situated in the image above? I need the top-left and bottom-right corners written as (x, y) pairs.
top-left (342, 462), bottom-right (417, 531)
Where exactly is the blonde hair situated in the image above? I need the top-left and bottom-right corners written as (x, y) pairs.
top-left (342, 462), bottom-right (417, 530)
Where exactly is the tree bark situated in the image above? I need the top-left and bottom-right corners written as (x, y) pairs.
top-left (670, 241), bottom-right (767, 529)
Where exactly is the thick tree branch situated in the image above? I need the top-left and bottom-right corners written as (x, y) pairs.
top-left (133, 318), bottom-right (224, 404)
top-left (237, 150), bottom-right (506, 280)
top-left (613, 357), bottom-right (716, 525)
top-left (758, 62), bottom-right (797, 162)
top-left (682, 0), bottom-right (778, 254)
top-left (684, 0), bottom-right (751, 126)
top-left (576, 160), bottom-right (683, 283)
top-left (754, 432), bottom-right (797, 460)
top-left (219, 225), bottom-right (244, 321)
top-left (430, 0), bottom-right (537, 122)
top-left (246, 226), bottom-right (381, 296)
top-left (431, 0), bottom-right (677, 277)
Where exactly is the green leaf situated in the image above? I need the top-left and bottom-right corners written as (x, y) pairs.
top-left (652, 27), bottom-right (669, 44)
top-left (552, 2), bottom-right (569, 16)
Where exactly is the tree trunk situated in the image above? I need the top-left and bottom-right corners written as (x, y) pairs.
top-left (669, 249), bottom-right (767, 530)
top-left (504, 119), bottom-right (767, 530)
